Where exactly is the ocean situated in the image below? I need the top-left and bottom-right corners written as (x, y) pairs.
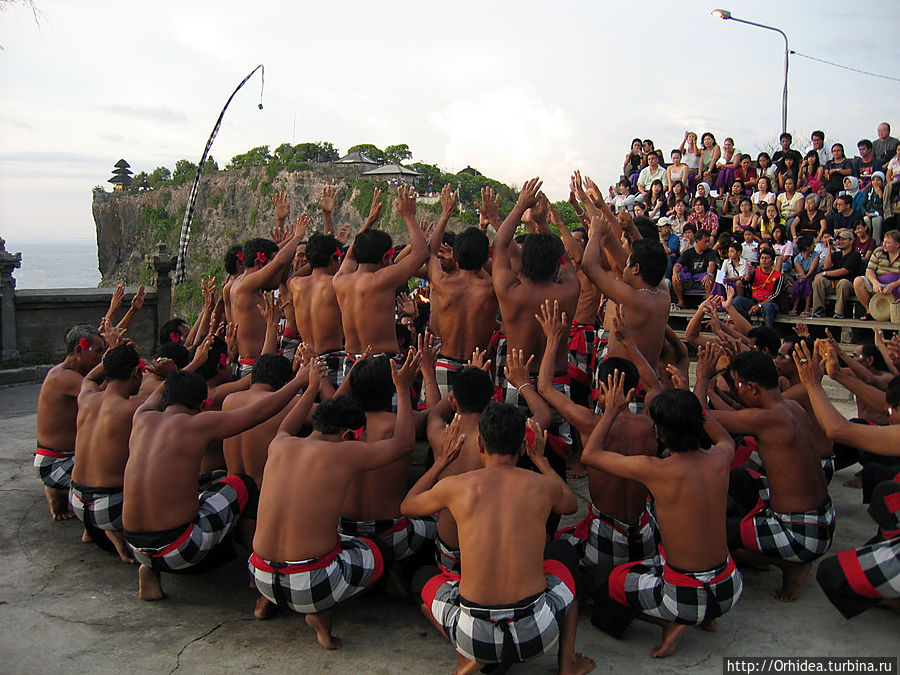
top-left (4, 239), bottom-right (101, 289)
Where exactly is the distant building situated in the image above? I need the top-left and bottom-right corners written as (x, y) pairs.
top-left (457, 166), bottom-right (482, 177)
top-left (108, 159), bottom-right (133, 191)
top-left (334, 150), bottom-right (380, 168)
top-left (360, 163), bottom-right (423, 185)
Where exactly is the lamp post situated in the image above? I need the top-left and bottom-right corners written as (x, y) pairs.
top-left (712, 9), bottom-right (789, 134)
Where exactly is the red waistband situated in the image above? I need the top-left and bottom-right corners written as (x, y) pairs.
top-left (250, 540), bottom-right (342, 574)
top-left (238, 357), bottom-right (256, 365)
top-left (35, 446), bottom-right (74, 459)
top-left (662, 557), bottom-right (736, 588)
top-left (282, 328), bottom-right (300, 340)
top-left (155, 525), bottom-right (194, 557)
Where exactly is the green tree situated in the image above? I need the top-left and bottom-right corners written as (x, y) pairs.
top-left (226, 145), bottom-right (271, 169)
top-left (147, 166), bottom-right (172, 189)
top-left (347, 143), bottom-right (385, 163)
top-left (552, 201), bottom-right (580, 227)
top-left (129, 171), bottom-right (150, 192)
top-left (172, 159), bottom-right (198, 186)
top-left (383, 143), bottom-right (412, 164)
top-left (318, 141), bottom-right (339, 162)
top-left (202, 156), bottom-right (218, 173)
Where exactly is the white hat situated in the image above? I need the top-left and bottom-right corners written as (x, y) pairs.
top-left (869, 294), bottom-right (892, 322)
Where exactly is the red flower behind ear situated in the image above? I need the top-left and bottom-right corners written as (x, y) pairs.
top-left (559, 255), bottom-right (566, 266)
top-left (256, 251), bottom-right (268, 265)
top-left (169, 331), bottom-right (182, 344)
top-left (78, 338), bottom-right (91, 352)
top-left (334, 247), bottom-right (344, 260)
top-left (201, 398), bottom-right (213, 411)
top-left (235, 251), bottom-right (244, 263)
top-left (138, 359), bottom-right (148, 373)
top-left (524, 427), bottom-right (536, 447)
top-left (351, 426), bottom-right (365, 441)
top-left (386, 247), bottom-right (395, 260)
top-left (218, 353), bottom-right (228, 369)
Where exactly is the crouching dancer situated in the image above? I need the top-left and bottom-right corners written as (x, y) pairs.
top-left (249, 352), bottom-right (419, 649)
top-left (584, 377), bottom-right (741, 658)
top-left (123, 363), bottom-right (308, 601)
top-left (402, 404), bottom-right (594, 675)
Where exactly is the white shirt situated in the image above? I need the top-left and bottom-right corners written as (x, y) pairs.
top-left (637, 166), bottom-right (668, 191)
top-left (742, 241), bottom-right (760, 264)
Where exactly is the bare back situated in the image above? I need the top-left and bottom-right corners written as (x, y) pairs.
top-left (36, 363), bottom-right (82, 452)
top-left (73, 390), bottom-right (141, 488)
top-left (783, 384), bottom-right (835, 459)
top-left (431, 270), bottom-right (498, 361)
top-left (230, 274), bottom-right (267, 359)
top-left (604, 290), bottom-right (670, 370)
top-left (433, 415), bottom-right (484, 548)
top-left (342, 412), bottom-right (407, 520)
top-left (289, 271), bottom-right (344, 354)
top-left (572, 270), bottom-right (602, 325)
top-left (222, 387), bottom-right (295, 486)
top-left (333, 269), bottom-right (400, 355)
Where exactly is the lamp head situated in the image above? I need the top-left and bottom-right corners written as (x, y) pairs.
top-left (711, 8), bottom-right (732, 19)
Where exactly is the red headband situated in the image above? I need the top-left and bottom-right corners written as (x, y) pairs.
top-left (169, 331), bottom-right (182, 344)
top-left (256, 251), bottom-right (268, 265)
top-left (78, 338), bottom-right (91, 352)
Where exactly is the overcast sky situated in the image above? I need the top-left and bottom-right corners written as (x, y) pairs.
top-left (1, 0), bottom-right (898, 245)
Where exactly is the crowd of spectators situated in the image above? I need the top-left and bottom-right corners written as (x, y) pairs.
top-left (615, 123), bottom-right (900, 326)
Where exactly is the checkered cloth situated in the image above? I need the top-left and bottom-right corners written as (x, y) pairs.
top-left (280, 333), bottom-right (300, 363)
top-left (494, 371), bottom-right (573, 457)
top-left (567, 323), bottom-right (598, 387)
top-left (339, 514), bottom-right (438, 563)
top-left (125, 474), bottom-right (256, 572)
top-left (436, 534), bottom-right (461, 575)
top-left (609, 555), bottom-right (743, 625)
top-left (249, 534), bottom-right (384, 614)
top-left (69, 483), bottom-right (124, 531)
top-left (238, 357), bottom-right (255, 378)
top-left (421, 559), bottom-right (575, 665)
top-left (34, 446), bottom-right (74, 490)
top-left (320, 349), bottom-right (349, 389)
top-left (556, 501), bottom-right (660, 576)
top-left (589, 330), bottom-right (610, 412)
top-left (342, 352), bottom-right (403, 412)
top-left (737, 469), bottom-right (836, 563)
top-left (433, 354), bottom-right (468, 399)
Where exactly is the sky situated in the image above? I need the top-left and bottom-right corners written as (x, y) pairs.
top-left (1, 0), bottom-right (898, 245)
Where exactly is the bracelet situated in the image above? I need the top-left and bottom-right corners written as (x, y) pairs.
top-left (517, 382), bottom-right (533, 393)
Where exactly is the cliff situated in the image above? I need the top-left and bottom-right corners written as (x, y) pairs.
top-left (93, 164), bottom-right (452, 314)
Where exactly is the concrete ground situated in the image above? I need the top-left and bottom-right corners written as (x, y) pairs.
top-left (1, 381), bottom-right (897, 674)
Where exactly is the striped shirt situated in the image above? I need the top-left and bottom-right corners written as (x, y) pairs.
top-left (866, 247), bottom-right (900, 276)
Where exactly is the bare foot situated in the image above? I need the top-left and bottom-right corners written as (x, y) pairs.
top-left (771, 562), bottom-right (811, 602)
top-left (81, 529), bottom-right (92, 543)
top-left (454, 654), bottom-right (483, 674)
top-left (650, 622), bottom-right (688, 658)
top-left (843, 476), bottom-right (863, 489)
top-left (254, 595), bottom-right (276, 620)
top-left (45, 486), bottom-right (74, 521)
top-left (699, 618), bottom-right (719, 632)
top-left (305, 613), bottom-right (342, 649)
top-left (138, 564), bottom-right (165, 601)
top-left (559, 651), bottom-right (596, 674)
top-left (106, 530), bottom-right (137, 564)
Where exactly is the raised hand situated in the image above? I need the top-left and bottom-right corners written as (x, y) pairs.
top-left (192, 332), bottom-right (215, 368)
top-left (291, 214), bottom-right (311, 241)
top-left (584, 176), bottom-right (605, 206)
top-left (318, 185), bottom-right (337, 213)
top-left (147, 357), bottom-right (176, 379)
top-left (723, 284), bottom-right (736, 308)
top-left (335, 223), bottom-right (352, 245)
top-left (391, 347), bottom-right (422, 391)
top-left (201, 277), bottom-right (217, 309)
top-left (225, 322), bottom-right (238, 360)
top-left (363, 188), bottom-right (383, 229)
top-left (515, 177), bottom-right (543, 210)
top-left (536, 299), bottom-right (568, 343)
top-left (435, 414), bottom-right (465, 468)
top-left (819, 339), bottom-right (842, 379)
top-left (476, 186), bottom-right (499, 231)
top-left (130, 285), bottom-right (146, 311)
top-left (272, 192), bottom-right (291, 223)
top-left (570, 171), bottom-right (588, 203)
top-left (269, 223), bottom-right (287, 246)
top-left (795, 321), bottom-right (810, 338)
top-left (524, 417), bottom-right (547, 464)
top-left (665, 363), bottom-right (689, 390)
top-left (418, 331), bottom-right (439, 372)
top-left (397, 292), bottom-right (417, 319)
top-left (103, 326), bottom-right (126, 350)
top-left (395, 184), bottom-right (417, 220)
top-left (792, 340), bottom-right (824, 387)
top-left (504, 349), bottom-right (534, 389)
top-left (419, 219), bottom-right (435, 240)
top-left (469, 347), bottom-right (492, 372)
top-left (600, 369), bottom-right (635, 414)
top-left (257, 291), bottom-right (282, 327)
top-left (696, 341), bottom-right (723, 380)
top-left (440, 183), bottom-right (458, 216)
top-left (304, 358), bottom-right (327, 397)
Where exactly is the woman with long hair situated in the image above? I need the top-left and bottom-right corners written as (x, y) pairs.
top-left (732, 196), bottom-right (759, 234)
top-left (720, 179), bottom-right (746, 231)
top-left (771, 224), bottom-right (794, 274)
top-left (645, 179), bottom-right (667, 222)
top-left (699, 132), bottom-right (721, 187)
top-left (758, 203), bottom-right (784, 242)
top-left (799, 150), bottom-right (824, 195)
top-left (715, 137), bottom-right (741, 193)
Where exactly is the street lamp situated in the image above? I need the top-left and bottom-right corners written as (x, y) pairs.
top-left (711, 9), bottom-right (789, 134)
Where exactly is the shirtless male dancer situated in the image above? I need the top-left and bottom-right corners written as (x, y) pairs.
top-left (334, 185), bottom-right (427, 374)
top-left (230, 214), bottom-right (308, 375)
top-left (71, 344), bottom-right (147, 561)
top-left (704, 350), bottom-right (834, 601)
top-left (36, 324), bottom-right (104, 520)
top-left (583, 379), bottom-right (741, 658)
top-left (402, 405), bottom-right (594, 675)
top-left (249, 353), bottom-right (419, 647)
top-left (123, 360), bottom-right (308, 601)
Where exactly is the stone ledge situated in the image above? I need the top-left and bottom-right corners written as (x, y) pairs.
top-left (0, 364), bottom-right (52, 387)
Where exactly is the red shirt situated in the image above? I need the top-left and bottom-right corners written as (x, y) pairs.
top-left (750, 266), bottom-right (782, 302)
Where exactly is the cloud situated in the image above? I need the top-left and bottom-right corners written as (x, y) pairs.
top-left (95, 104), bottom-right (188, 124)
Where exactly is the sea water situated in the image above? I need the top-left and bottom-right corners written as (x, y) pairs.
top-left (4, 239), bottom-right (101, 289)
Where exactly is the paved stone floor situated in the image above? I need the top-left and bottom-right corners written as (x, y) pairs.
top-left (1, 382), bottom-right (897, 674)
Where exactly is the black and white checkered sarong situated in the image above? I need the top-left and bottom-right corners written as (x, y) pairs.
top-left (320, 348), bottom-right (350, 389)
top-left (125, 475), bottom-right (255, 572)
top-left (339, 514), bottom-right (438, 563)
top-left (436, 535), bottom-right (461, 575)
top-left (249, 534), bottom-right (384, 614)
top-left (70, 483), bottom-right (124, 531)
top-left (422, 560), bottom-right (575, 665)
top-left (433, 354), bottom-right (468, 399)
top-left (34, 446), bottom-right (74, 490)
top-left (609, 556), bottom-right (743, 625)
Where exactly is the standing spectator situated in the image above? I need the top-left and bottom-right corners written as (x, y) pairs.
top-left (811, 230), bottom-right (863, 319)
top-left (715, 137), bottom-right (741, 193)
top-left (759, 203), bottom-right (784, 242)
top-left (732, 196), bottom-right (759, 235)
top-left (772, 132), bottom-right (803, 171)
top-left (853, 222), bottom-right (877, 262)
top-left (671, 229), bottom-right (718, 308)
top-left (825, 143), bottom-right (854, 195)
top-left (636, 151), bottom-right (668, 196)
top-left (658, 217), bottom-right (681, 279)
top-left (873, 123), bottom-right (900, 171)
top-left (862, 172), bottom-right (886, 242)
top-left (667, 149), bottom-right (690, 193)
top-left (854, 139), bottom-right (878, 189)
top-left (793, 194), bottom-right (827, 240)
top-left (699, 132), bottom-right (721, 188)
top-left (624, 138), bottom-right (645, 185)
top-left (853, 230), bottom-right (900, 319)
top-left (732, 248), bottom-right (783, 327)
top-left (756, 152), bottom-right (778, 182)
top-left (777, 177), bottom-right (804, 228)
top-left (771, 225), bottom-right (794, 274)
top-left (751, 176), bottom-right (776, 213)
top-left (810, 130), bottom-right (832, 166)
top-left (790, 235), bottom-right (819, 316)
top-left (679, 131), bottom-right (702, 188)
top-left (688, 196), bottom-right (719, 236)
top-left (826, 194), bottom-right (864, 234)
top-left (734, 154), bottom-right (757, 194)
top-left (799, 151), bottom-right (824, 195)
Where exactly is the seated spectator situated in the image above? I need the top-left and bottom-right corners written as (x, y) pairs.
top-left (732, 248), bottom-right (784, 327)
top-left (610, 179), bottom-right (636, 214)
top-left (699, 132), bottom-right (721, 187)
top-left (777, 154), bottom-right (800, 192)
top-left (810, 130), bottom-right (832, 166)
top-left (816, 183), bottom-right (835, 218)
top-left (637, 151), bottom-right (668, 196)
top-left (827, 194), bottom-right (864, 234)
top-left (811, 230), bottom-right (864, 319)
top-left (776, 177), bottom-right (804, 227)
top-left (720, 180), bottom-right (746, 231)
top-left (633, 201), bottom-right (648, 220)
top-left (855, 139), bottom-right (878, 189)
top-left (874, 122), bottom-right (900, 172)
top-left (799, 150), bottom-right (824, 195)
top-left (734, 154), bottom-right (757, 193)
top-left (790, 235), bottom-right (819, 316)
top-left (713, 231), bottom-right (735, 265)
top-left (887, 143), bottom-right (900, 183)
top-left (722, 241), bottom-right (749, 296)
top-left (814, 232), bottom-right (833, 266)
top-left (759, 203), bottom-right (784, 242)
top-left (666, 179), bottom-right (689, 214)
top-left (679, 131), bottom-right (702, 188)
top-left (672, 229), bottom-right (718, 308)
top-left (671, 199), bottom-right (690, 235)
top-left (862, 172), bottom-right (886, 242)
top-left (644, 179), bottom-right (667, 222)
top-left (841, 176), bottom-right (865, 214)
top-left (793, 194), bottom-right (827, 241)
top-left (657, 218), bottom-right (681, 279)
top-left (688, 196), bottom-right (719, 237)
top-left (679, 223), bottom-right (696, 254)
top-left (624, 138), bottom-right (645, 185)
top-left (741, 227), bottom-right (761, 265)
top-left (771, 225), bottom-right (795, 275)
top-left (853, 230), bottom-right (900, 320)
top-left (751, 176), bottom-right (776, 213)
top-left (715, 137), bottom-right (741, 192)
top-left (853, 222), bottom-right (878, 262)
top-left (667, 149), bottom-right (690, 190)
top-left (732, 196), bottom-right (759, 234)
top-left (825, 143), bottom-right (854, 195)
top-left (756, 152), bottom-right (778, 182)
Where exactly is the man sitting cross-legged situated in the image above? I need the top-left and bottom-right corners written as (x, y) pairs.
top-left (584, 379), bottom-right (742, 658)
top-left (249, 352), bottom-right (420, 649)
top-left (703, 350), bottom-right (835, 601)
top-left (402, 405), bottom-right (594, 675)
top-left (123, 357), bottom-right (308, 601)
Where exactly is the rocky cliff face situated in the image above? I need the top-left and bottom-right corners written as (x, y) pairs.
top-left (93, 164), bottom-right (445, 313)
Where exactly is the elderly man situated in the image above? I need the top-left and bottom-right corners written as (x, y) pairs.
top-left (812, 229), bottom-right (864, 319)
top-left (874, 122), bottom-right (900, 172)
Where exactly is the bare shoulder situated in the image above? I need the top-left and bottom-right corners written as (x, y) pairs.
top-left (221, 389), bottom-right (251, 411)
top-left (611, 414), bottom-right (657, 456)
